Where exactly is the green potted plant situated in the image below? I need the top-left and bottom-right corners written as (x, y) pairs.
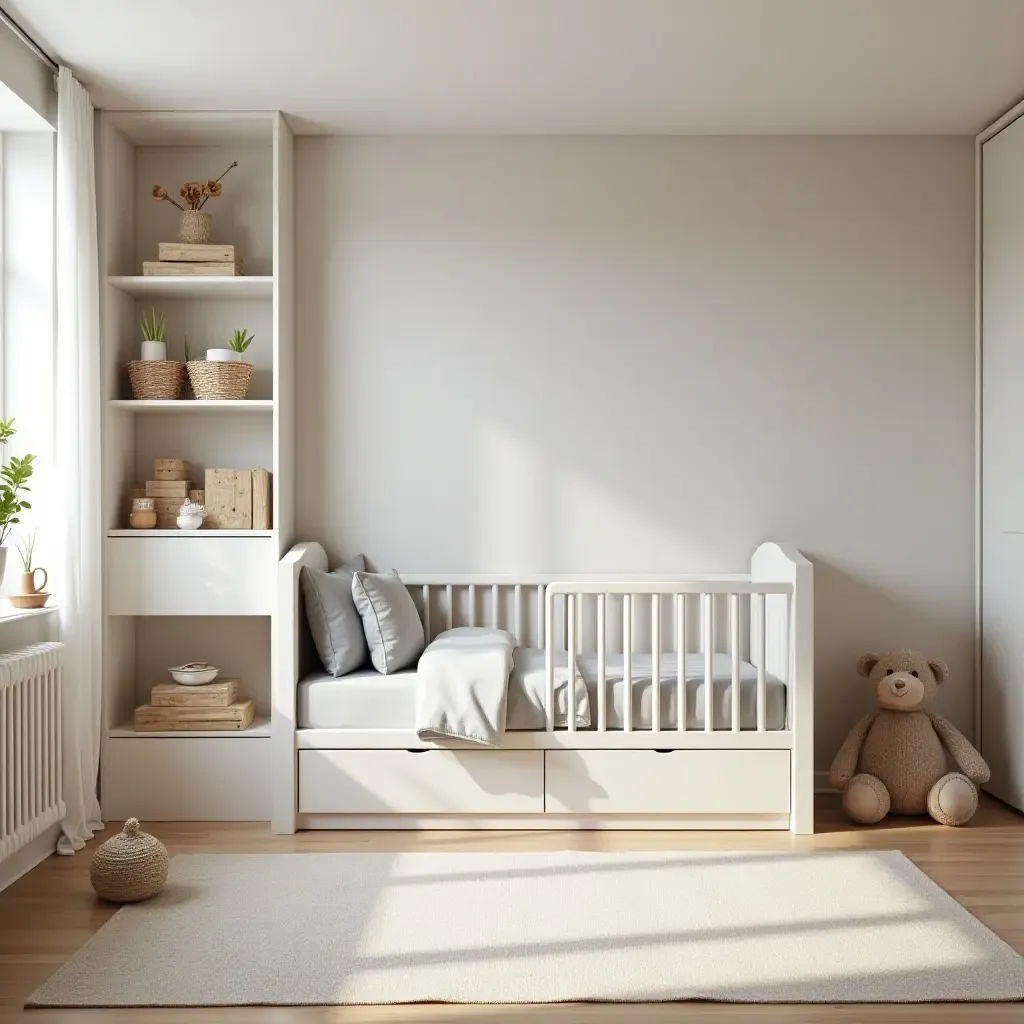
top-left (0, 418), bottom-right (35, 588)
top-left (206, 328), bottom-right (254, 363)
top-left (140, 307), bottom-right (167, 361)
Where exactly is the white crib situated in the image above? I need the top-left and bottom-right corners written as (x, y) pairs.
top-left (272, 542), bottom-right (813, 833)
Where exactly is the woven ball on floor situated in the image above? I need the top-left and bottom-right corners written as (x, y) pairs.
top-left (89, 818), bottom-right (168, 903)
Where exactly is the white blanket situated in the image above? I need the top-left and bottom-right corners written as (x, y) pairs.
top-left (415, 627), bottom-right (517, 746)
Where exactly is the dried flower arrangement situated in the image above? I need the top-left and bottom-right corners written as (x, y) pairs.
top-left (152, 161), bottom-right (238, 212)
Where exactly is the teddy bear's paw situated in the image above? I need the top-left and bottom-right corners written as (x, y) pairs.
top-left (927, 773), bottom-right (978, 826)
top-left (842, 774), bottom-right (891, 824)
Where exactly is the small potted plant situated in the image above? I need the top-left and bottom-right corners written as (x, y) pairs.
top-left (140, 307), bottom-right (166, 361)
top-left (206, 328), bottom-right (254, 363)
top-left (0, 418), bottom-right (35, 590)
top-left (152, 161), bottom-right (238, 245)
top-left (128, 309), bottom-right (185, 399)
top-left (187, 328), bottom-right (254, 400)
top-left (11, 529), bottom-right (48, 608)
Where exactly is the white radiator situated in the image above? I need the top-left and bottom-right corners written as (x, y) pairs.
top-left (0, 642), bottom-right (64, 867)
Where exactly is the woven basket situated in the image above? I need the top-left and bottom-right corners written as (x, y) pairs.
top-left (187, 360), bottom-right (252, 400)
top-left (128, 360), bottom-right (186, 400)
top-left (89, 818), bottom-right (168, 903)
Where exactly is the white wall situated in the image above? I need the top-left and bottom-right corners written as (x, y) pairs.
top-left (295, 136), bottom-right (974, 765)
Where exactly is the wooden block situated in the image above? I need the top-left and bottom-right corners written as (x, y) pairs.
top-left (252, 469), bottom-right (271, 530)
top-left (145, 479), bottom-right (191, 499)
top-left (158, 243), bottom-right (237, 263)
top-left (189, 490), bottom-right (205, 504)
top-left (154, 459), bottom-right (189, 480)
top-left (133, 698), bottom-right (255, 731)
top-left (151, 678), bottom-right (240, 708)
top-left (152, 497), bottom-right (187, 514)
top-left (204, 469), bottom-right (252, 529)
top-left (143, 261), bottom-right (242, 277)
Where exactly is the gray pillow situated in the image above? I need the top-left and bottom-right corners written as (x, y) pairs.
top-left (351, 570), bottom-right (425, 674)
top-left (301, 556), bottom-right (368, 677)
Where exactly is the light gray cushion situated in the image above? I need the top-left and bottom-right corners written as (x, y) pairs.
top-left (301, 556), bottom-right (368, 677)
top-left (351, 569), bottom-right (425, 674)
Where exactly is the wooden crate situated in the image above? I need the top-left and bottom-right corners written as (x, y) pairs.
top-left (205, 469), bottom-right (252, 529)
top-left (189, 489), bottom-right (205, 504)
top-left (133, 698), bottom-right (255, 731)
top-left (143, 261), bottom-right (243, 277)
top-left (158, 243), bottom-right (237, 263)
top-left (154, 458), bottom-right (189, 481)
top-left (145, 479), bottom-right (191, 499)
top-left (252, 469), bottom-right (271, 530)
top-left (151, 678), bottom-right (239, 708)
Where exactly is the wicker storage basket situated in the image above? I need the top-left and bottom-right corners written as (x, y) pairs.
top-left (187, 360), bottom-right (252, 400)
top-left (89, 818), bottom-right (168, 903)
top-left (128, 360), bottom-right (186, 400)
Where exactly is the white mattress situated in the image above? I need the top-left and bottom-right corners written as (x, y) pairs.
top-left (297, 650), bottom-right (787, 731)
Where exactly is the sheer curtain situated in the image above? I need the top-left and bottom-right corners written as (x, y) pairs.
top-left (54, 66), bottom-right (104, 854)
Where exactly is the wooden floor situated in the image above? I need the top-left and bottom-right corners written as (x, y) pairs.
top-left (1, 794), bottom-right (1023, 1023)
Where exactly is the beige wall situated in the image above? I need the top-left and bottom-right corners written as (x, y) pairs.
top-left (295, 135), bottom-right (974, 767)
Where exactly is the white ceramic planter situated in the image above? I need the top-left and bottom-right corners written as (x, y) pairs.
top-left (141, 340), bottom-right (167, 361)
top-left (206, 348), bottom-right (240, 362)
top-left (177, 514), bottom-right (204, 530)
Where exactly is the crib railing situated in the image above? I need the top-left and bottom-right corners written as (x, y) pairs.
top-left (544, 581), bottom-right (794, 734)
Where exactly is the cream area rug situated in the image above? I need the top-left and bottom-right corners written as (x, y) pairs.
top-left (28, 850), bottom-right (1024, 1006)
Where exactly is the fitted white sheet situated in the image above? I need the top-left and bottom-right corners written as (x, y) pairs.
top-left (297, 649), bottom-right (787, 731)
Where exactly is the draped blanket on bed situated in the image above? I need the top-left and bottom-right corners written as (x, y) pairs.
top-left (414, 627), bottom-right (590, 745)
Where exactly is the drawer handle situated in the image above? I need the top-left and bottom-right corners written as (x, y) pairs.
top-left (654, 749), bottom-right (674, 754)
top-left (406, 749), bottom-right (430, 754)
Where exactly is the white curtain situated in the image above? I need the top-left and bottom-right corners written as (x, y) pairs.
top-left (54, 67), bottom-right (104, 854)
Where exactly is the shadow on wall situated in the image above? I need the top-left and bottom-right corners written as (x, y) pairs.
top-left (292, 135), bottom-right (975, 759)
top-left (809, 556), bottom-right (974, 765)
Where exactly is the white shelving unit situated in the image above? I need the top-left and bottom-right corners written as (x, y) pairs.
top-left (97, 111), bottom-right (294, 821)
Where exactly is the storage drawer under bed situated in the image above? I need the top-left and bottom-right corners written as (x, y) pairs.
top-left (544, 749), bottom-right (791, 815)
top-left (298, 749), bottom-right (544, 814)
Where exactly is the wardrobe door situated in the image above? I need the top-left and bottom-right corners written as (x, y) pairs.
top-left (982, 112), bottom-right (1024, 811)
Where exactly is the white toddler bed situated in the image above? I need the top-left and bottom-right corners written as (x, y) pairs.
top-left (272, 542), bottom-right (813, 833)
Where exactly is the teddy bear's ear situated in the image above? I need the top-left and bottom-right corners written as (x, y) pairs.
top-left (928, 658), bottom-right (949, 683)
top-left (856, 653), bottom-right (880, 678)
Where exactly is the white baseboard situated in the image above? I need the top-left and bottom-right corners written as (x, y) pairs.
top-left (0, 823), bottom-right (61, 892)
top-left (815, 770), bottom-right (836, 793)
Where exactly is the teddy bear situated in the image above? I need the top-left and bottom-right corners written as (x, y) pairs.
top-left (829, 649), bottom-right (990, 826)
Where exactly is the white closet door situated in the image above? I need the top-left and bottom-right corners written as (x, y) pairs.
top-left (982, 112), bottom-right (1024, 811)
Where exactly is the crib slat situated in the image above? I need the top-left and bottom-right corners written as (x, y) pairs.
top-left (731, 592), bottom-right (741, 733)
top-left (514, 585), bottom-right (522, 645)
top-left (757, 592), bottom-right (767, 732)
top-left (446, 585), bottom-right (453, 631)
top-left (567, 594), bottom-right (577, 732)
top-left (704, 593), bottom-right (714, 733)
top-left (623, 594), bottom-right (633, 732)
top-left (491, 584), bottom-right (499, 629)
top-left (544, 590), bottom-right (555, 731)
top-left (469, 585), bottom-right (476, 626)
top-left (537, 585), bottom-right (544, 648)
top-left (676, 594), bottom-right (685, 732)
top-left (597, 593), bottom-right (607, 733)
top-left (422, 585), bottom-right (431, 643)
top-left (651, 594), bottom-right (661, 733)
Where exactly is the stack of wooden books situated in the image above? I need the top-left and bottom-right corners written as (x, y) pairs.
top-left (143, 242), bottom-right (244, 277)
top-left (133, 678), bottom-right (255, 732)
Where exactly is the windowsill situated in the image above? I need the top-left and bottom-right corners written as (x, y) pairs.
top-left (0, 605), bottom-right (58, 624)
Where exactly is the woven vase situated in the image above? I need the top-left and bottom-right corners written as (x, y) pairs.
top-left (178, 210), bottom-right (212, 244)
top-left (89, 818), bottom-right (169, 903)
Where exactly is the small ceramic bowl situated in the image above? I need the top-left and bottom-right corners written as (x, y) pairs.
top-left (168, 663), bottom-right (219, 686)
